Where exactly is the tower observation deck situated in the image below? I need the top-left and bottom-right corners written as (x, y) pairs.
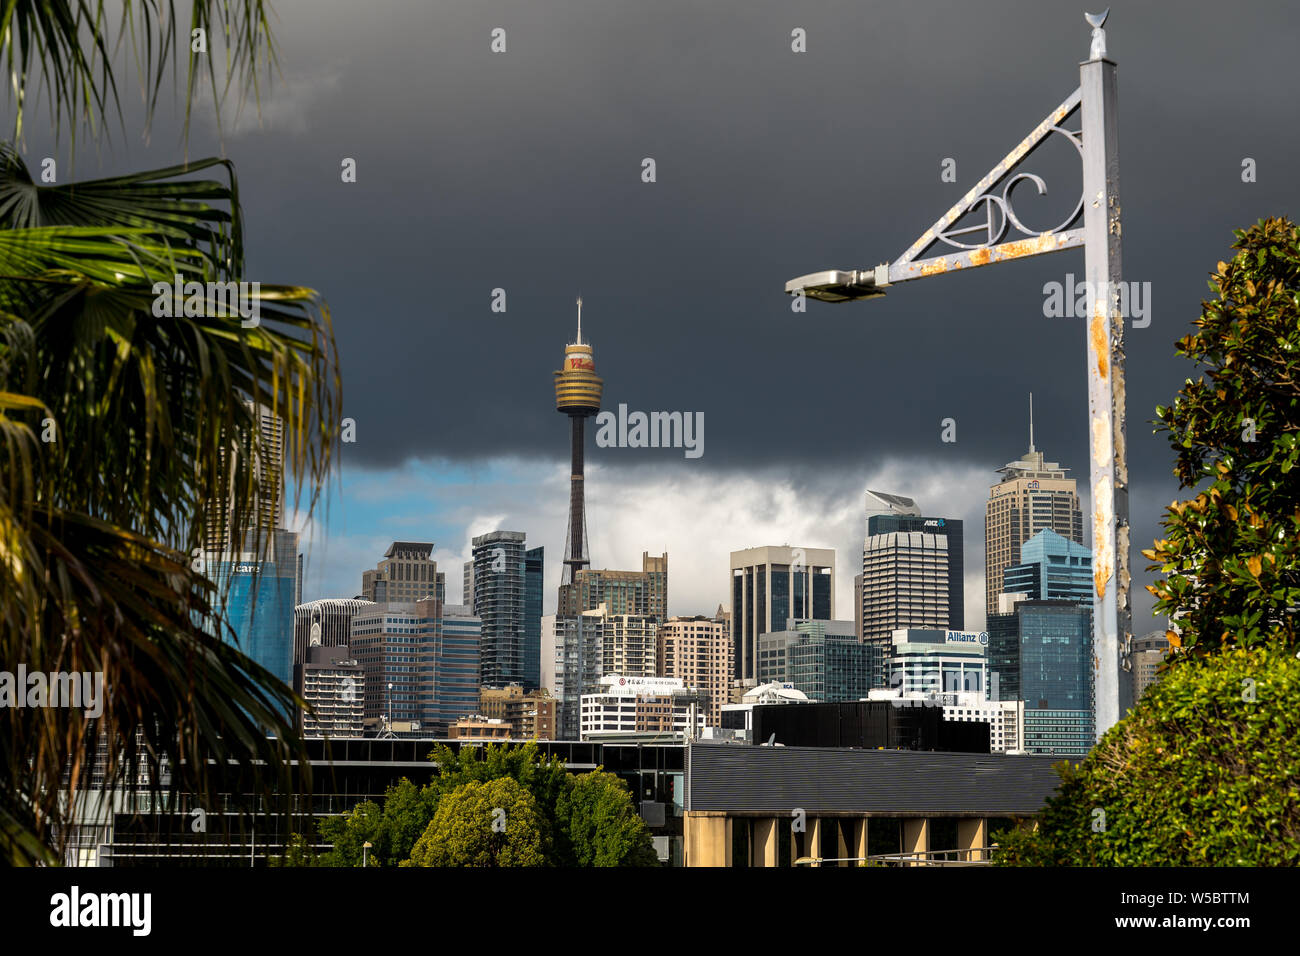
top-left (554, 298), bottom-right (604, 584)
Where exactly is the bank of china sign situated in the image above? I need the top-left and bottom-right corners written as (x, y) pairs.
top-left (946, 630), bottom-right (989, 646)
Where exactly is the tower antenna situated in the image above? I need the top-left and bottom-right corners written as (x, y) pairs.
top-left (576, 296), bottom-right (583, 345)
top-left (1029, 392), bottom-right (1035, 454)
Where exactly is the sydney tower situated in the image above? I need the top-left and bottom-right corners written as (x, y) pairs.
top-left (553, 298), bottom-right (603, 584)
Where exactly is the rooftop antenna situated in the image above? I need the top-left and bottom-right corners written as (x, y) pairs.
top-left (576, 296), bottom-right (583, 345)
top-left (1028, 392), bottom-right (1036, 454)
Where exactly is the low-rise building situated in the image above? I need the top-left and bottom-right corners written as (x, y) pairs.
top-left (580, 675), bottom-right (706, 741)
top-left (480, 683), bottom-right (557, 740)
top-left (448, 716), bottom-right (513, 740)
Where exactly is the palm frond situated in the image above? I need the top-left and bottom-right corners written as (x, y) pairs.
top-left (2, 1), bottom-right (277, 148)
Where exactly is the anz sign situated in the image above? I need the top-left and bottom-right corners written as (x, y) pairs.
top-left (946, 630), bottom-right (989, 646)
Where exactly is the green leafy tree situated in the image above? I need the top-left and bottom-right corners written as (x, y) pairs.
top-left (427, 742), bottom-right (570, 825)
top-left (272, 833), bottom-right (319, 867)
top-left (314, 778), bottom-right (438, 867)
top-left (992, 645), bottom-right (1300, 865)
top-left (556, 771), bottom-right (659, 867)
top-left (0, 2), bottom-right (339, 866)
top-left (1145, 217), bottom-right (1300, 655)
top-left (317, 800), bottom-right (383, 868)
top-left (404, 778), bottom-right (548, 868)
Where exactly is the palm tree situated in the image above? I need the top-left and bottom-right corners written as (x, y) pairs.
top-left (0, 2), bottom-right (340, 865)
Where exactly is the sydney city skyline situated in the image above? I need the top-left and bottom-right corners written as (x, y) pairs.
top-left (1, 0), bottom-right (1294, 936)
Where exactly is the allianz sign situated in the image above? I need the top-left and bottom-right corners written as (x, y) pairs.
top-left (945, 630), bottom-right (989, 646)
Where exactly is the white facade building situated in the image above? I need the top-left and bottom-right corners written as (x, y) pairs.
top-left (579, 674), bottom-right (706, 740)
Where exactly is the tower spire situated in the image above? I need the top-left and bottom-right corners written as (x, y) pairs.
top-left (576, 296), bottom-right (583, 345)
top-left (1028, 392), bottom-right (1035, 454)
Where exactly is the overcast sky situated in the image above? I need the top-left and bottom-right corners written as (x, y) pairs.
top-left (17, 0), bottom-right (1298, 627)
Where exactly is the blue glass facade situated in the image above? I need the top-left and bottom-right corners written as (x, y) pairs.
top-left (212, 528), bottom-right (299, 696)
top-left (1003, 529), bottom-right (1093, 605)
top-left (524, 547), bottom-right (544, 691)
top-left (1004, 601), bottom-right (1094, 756)
top-left (787, 623), bottom-right (877, 703)
top-left (437, 609), bottom-right (483, 732)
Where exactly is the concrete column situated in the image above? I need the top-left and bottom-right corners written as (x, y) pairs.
top-left (957, 818), bottom-right (987, 863)
top-left (836, 819), bottom-right (851, 867)
top-left (804, 817), bottom-right (822, 866)
top-left (854, 818), bottom-right (869, 866)
top-left (902, 818), bottom-right (930, 866)
top-left (683, 812), bottom-right (733, 867)
top-left (752, 818), bottom-right (778, 868)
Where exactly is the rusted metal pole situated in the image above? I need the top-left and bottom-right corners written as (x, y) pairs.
top-left (1079, 23), bottom-right (1133, 741)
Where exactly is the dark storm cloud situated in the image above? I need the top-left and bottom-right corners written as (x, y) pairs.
top-left (12, 0), bottom-right (1295, 594)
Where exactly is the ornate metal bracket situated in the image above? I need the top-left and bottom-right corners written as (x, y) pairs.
top-left (884, 87), bottom-right (1086, 285)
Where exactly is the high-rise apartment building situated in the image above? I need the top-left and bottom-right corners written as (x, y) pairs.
top-left (860, 491), bottom-right (964, 687)
top-left (985, 413), bottom-right (1084, 616)
top-left (470, 531), bottom-right (544, 689)
top-left (603, 611), bottom-right (658, 680)
top-left (549, 600), bottom-right (657, 740)
top-left (552, 606), bottom-right (606, 740)
top-left (730, 546), bottom-right (835, 682)
top-left (557, 552), bottom-right (668, 622)
top-left (298, 645), bottom-right (365, 738)
top-left (362, 541), bottom-right (444, 605)
top-left (658, 614), bottom-right (733, 725)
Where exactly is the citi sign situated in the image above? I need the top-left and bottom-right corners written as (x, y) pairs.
top-left (946, 630), bottom-right (989, 646)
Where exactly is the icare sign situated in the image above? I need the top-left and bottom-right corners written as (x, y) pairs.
top-left (946, 630), bottom-right (989, 646)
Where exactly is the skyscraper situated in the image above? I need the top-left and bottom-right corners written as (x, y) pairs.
top-left (658, 615), bottom-right (733, 725)
top-left (362, 541), bottom-right (443, 604)
top-left (470, 531), bottom-right (544, 689)
top-left (989, 600), bottom-right (1094, 756)
top-left (203, 400), bottom-right (285, 555)
top-left (985, 398), bottom-right (1084, 617)
top-left (557, 552), bottom-right (668, 622)
top-left (523, 546), bottom-right (545, 689)
top-left (292, 598), bottom-right (376, 693)
top-left (211, 527), bottom-right (300, 690)
top-left (859, 490), bottom-right (964, 688)
top-left (554, 298), bottom-right (603, 585)
top-left (347, 598), bottom-right (482, 735)
top-left (203, 402), bottom-right (300, 699)
top-left (552, 606), bottom-right (606, 739)
top-left (1002, 528), bottom-right (1093, 605)
top-left (729, 546), bottom-right (835, 682)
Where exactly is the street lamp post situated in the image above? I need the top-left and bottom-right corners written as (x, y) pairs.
top-left (786, 9), bottom-right (1132, 740)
